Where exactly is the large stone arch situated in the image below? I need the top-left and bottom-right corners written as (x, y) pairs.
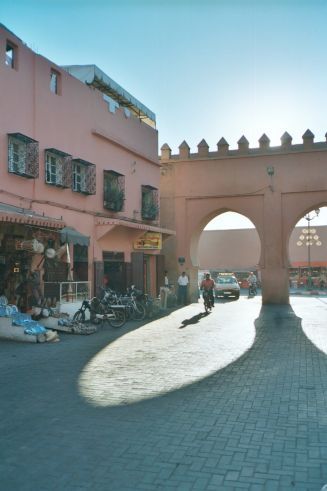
top-left (178, 196), bottom-right (270, 303)
top-left (160, 133), bottom-right (327, 305)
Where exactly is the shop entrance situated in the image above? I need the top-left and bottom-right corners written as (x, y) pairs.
top-left (73, 245), bottom-right (88, 281)
top-left (103, 251), bottom-right (126, 293)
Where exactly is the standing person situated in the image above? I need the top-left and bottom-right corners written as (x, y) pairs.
top-left (103, 274), bottom-right (109, 289)
top-left (200, 272), bottom-right (215, 308)
top-left (177, 271), bottom-right (189, 305)
top-left (29, 270), bottom-right (43, 306)
top-left (247, 271), bottom-right (257, 295)
top-left (160, 271), bottom-right (170, 310)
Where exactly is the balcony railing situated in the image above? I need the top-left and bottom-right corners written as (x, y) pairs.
top-left (141, 186), bottom-right (159, 221)
top-left (44, 281), bottom-right (91, 304)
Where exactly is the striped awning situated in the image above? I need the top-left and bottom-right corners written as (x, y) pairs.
top-left (0, 203), bottom-right (65, 229)
top-left (95, 217), bottom-right (175, 241)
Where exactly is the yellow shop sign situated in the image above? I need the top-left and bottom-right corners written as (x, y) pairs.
top-left (134, 232), bottom-right (162, 250)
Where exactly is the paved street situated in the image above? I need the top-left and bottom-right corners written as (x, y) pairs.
top-left (1, 295), bottom-right (327, 490)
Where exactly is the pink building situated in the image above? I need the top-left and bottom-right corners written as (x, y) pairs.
top-left (0, 24), bottom-right (174, 309)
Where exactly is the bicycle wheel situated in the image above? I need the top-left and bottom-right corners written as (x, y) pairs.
top-left (108, 309), bottom-right (126, 328)
top-left (73, 309), bottom-right (85, 323)
top-left (131, 301), bottom-right (146, 321)
top-left (203, 293), bottom-right (211, 314)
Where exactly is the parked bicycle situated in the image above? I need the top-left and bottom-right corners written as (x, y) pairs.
top-left (107, 286), bottom-right (146, 321)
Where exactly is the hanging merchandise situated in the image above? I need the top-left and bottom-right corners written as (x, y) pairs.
top-left (45, 248), bottom-right (56, 259)
top-left (15, 239), bottom-right (44, 253)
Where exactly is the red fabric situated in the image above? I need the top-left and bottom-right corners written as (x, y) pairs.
top-left (201, 279), bottom-right (215, 290)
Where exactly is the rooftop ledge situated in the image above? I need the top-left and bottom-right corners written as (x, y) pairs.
top-left (62, 65), bottom-right (156, 128)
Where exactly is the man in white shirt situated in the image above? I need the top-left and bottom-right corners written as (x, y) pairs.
top-left (177, 271), bottom-right (189, 305)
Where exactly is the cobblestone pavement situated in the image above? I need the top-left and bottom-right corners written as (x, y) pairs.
top-left (1, 296), bottom-right (327, 491)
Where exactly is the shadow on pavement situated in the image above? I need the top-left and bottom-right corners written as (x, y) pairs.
top-left (178, 311), bottom-right (209, 328)
top-left (255, 302), bottom-right (301, 328)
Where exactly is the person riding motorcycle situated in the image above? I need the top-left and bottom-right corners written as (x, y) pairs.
top-left (200, 273), bottom-right (215, 308)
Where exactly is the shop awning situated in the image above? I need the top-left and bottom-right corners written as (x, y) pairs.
top-left (290, 261), bottom-right (327, 268)
top-left (95, 217), bottom-right (175, 241)
top-left (60, 227), bottom-right (90, 246)
top-left (0, 203), bottom-right (65, 229)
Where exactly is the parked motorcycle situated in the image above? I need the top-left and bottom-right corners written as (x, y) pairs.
top-left (73, 292), bottom-right (126, 328)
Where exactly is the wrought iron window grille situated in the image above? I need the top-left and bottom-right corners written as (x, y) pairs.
top-left (141, 186), bottom-right (159, 220)
top-left (72, 158), bottom-right (96, 195)
top-left (103, 171), bottom-right (125, 212)
top-left (8, 133), bottom-right (39, 178)
top-left (45, 149), bottom-right (72, 188)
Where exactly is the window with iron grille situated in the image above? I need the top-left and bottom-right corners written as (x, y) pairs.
top-left (8, 133), bottom-right (39, 178)
top-left (141, 185), bottom-right (159, 221)
top-left (72, 159), bottom-right (96, 195)
top-left (45, 149), bottom-right (72, 187)
top-left (103, 171), bottom-right (125, 211)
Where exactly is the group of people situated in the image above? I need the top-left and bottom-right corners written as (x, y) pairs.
top-left (176, 270), bottom-right (258, 306)
top-left (169, 270), bottom-right (259, 307)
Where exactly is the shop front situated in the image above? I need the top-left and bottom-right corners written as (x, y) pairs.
top-left (0, 204), bottom-right (65, 311)
top-left (0, 205), bottom-right (91, 311)
top-left (94, 218), bottom-right (175, 298)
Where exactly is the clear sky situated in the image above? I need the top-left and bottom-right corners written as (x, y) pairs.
top-left (1, 0), bottom-right (327, 228)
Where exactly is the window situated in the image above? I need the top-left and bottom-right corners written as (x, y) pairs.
top-left (10, 139), bottom-right (25, 174)
top-left (72, 159), bottom-right (96, 195)
top-left (45, 149), bottom-right (72, 187)
top-left (5, 41), bottom-right (16, 68)
top-left (141, 185), bottom-right (159, 221)
top-left (103, 171), bottom-right (125, 211)
top-left (50, 69), bottom-right (60, 94)
top-left (8, 133), bottom-right (39, 178)
top-left (73, 162), bottom-right (86, 192)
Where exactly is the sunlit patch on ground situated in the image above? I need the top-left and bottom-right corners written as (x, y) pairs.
top-left (78, 300), bottom-right (258, 407)
top-left (291, 296), bottom-right (327, 355)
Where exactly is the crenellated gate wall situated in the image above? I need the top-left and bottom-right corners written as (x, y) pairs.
top-left (159, 131), bottom-right (327, 304)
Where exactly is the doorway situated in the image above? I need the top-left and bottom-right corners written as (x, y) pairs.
top-left (103, 251), bottom-right (126, 293)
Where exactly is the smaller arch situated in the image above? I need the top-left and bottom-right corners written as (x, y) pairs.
top-left (287, 204), bottom-right (327, 293)
top-left (190, 207), bottom-right (263, 269)
top-left (197, 211), bottom-right (261, 275)
top-left (285, 202), bottom-right (327, 264)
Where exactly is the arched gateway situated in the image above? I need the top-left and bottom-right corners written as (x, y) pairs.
top-left (159, 131), bottom-right (327, 304)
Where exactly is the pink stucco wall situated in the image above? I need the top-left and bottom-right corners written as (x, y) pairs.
top-left (0, 24), bottom-right (168, 294)
top-left (198, 226), bottom-right (327, 271)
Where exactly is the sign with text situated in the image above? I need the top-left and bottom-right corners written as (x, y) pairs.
top-left (134, 232), bottom-right (162, 250)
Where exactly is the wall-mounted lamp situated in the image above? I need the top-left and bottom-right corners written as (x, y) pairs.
top-left (178, 256), bottom-right (185, 265)
top-left (131, 161), bottom-right (136, 174)
top-left (266, 166), bottom-right (274, 176)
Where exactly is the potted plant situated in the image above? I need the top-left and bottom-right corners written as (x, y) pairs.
top-left (104, 186), bottom-right (125, 212)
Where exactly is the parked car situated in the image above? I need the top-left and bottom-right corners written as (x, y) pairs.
top-left (215, 273), bottom-right (240, 299)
